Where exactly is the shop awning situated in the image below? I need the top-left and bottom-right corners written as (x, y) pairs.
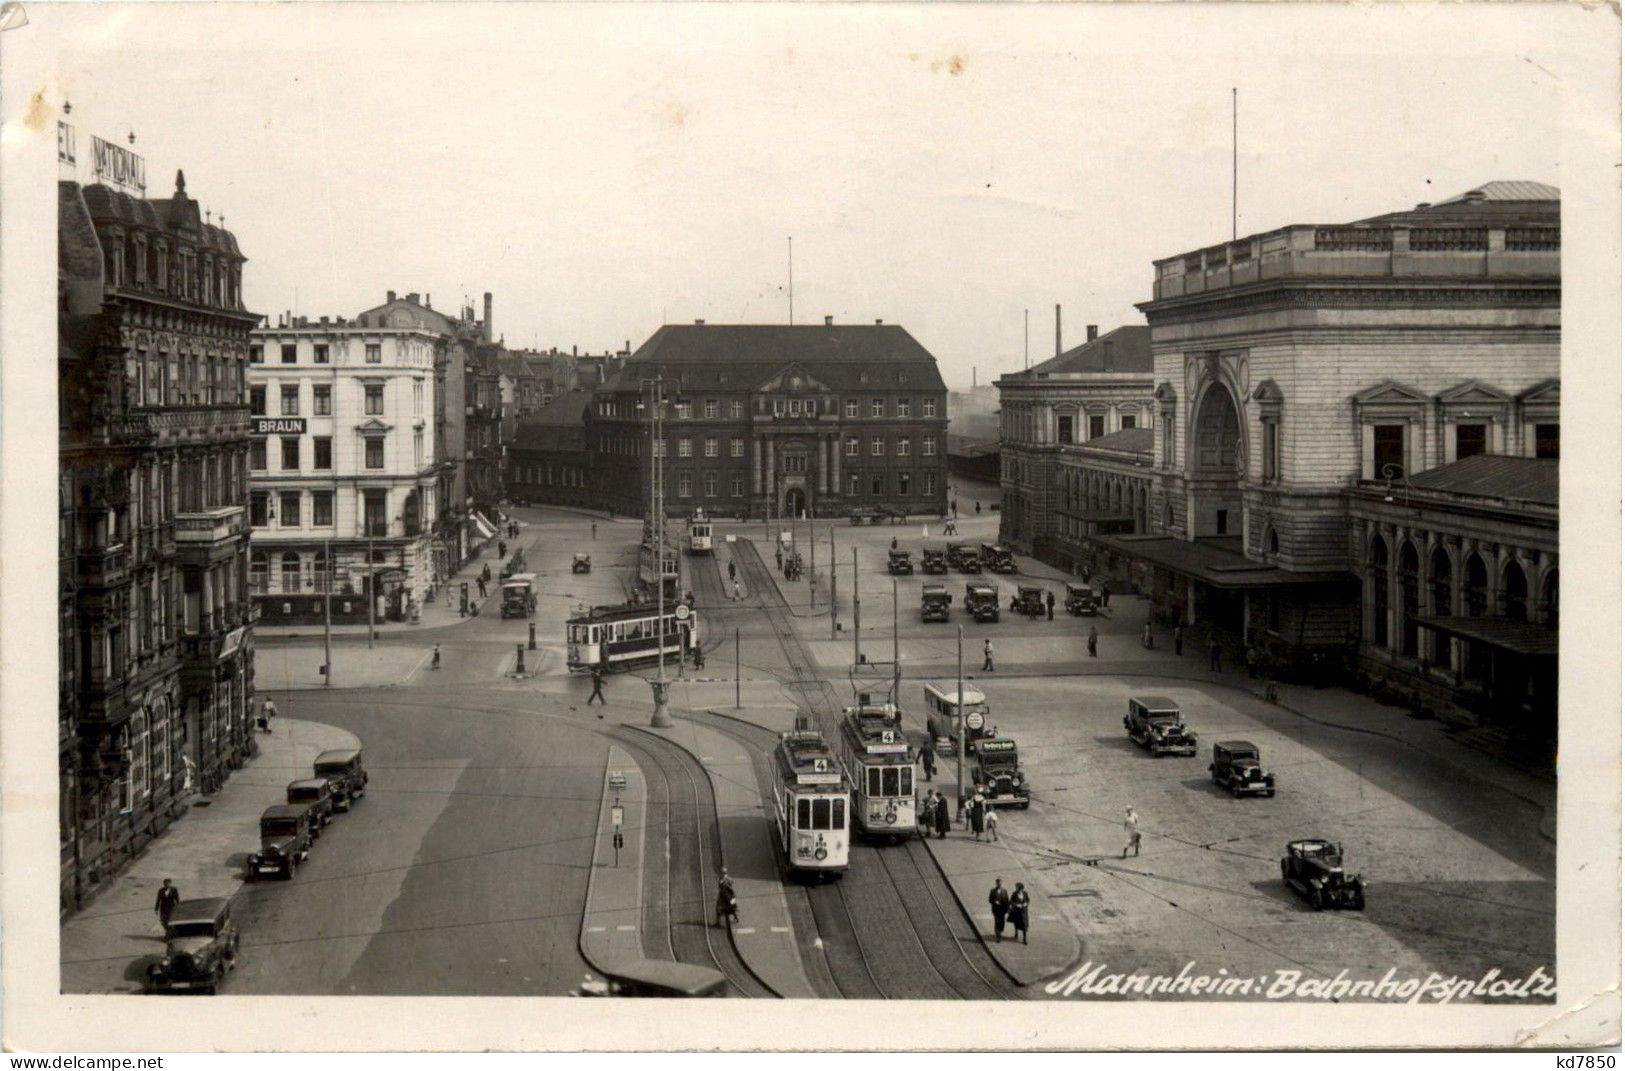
top-left (1414, 615), bottom-right (1558, 657)
top-left (1094, 534), bottom-right (1354, 590)
top-left (470, 512), bottom-right (497, 540)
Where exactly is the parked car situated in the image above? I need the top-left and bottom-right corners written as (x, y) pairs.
top-left (1281, 838), bottom-right (1365, 911)
top-left (963, 737), bottom-right (1031, 809)
top-left (887, 548), bottom-right (914, 575)
top-left (314, 747), bottom-right (368, 812)
top-left (146, 897), bottom-right (239, 994)
top-left (921, 548), bottom-right (949, 575)
top-left (247, 803), bottom-right (314, 880)
top-left (1011, 585), bottom-right (1045, 618)
top-left (963, 581), bottom-right (1000, 622)
top-left (572, 553), bottom-right (592, 574)
top-left (1064, 582), bottom-right (1099, 616)
top-left (980, 542), bottom-right (1017, 574)
top-left (285, 778), bottom-right (335, 830)
top-left (848, 508), bottom-right (876, 526)
top-left (947, 543), bottom-right (982, 573)
top-left (1124, 695), bottom-right (1198, 756)
top-left (1209, 740), bottom-right (1276, 797)
top-left (920, 584), bottom-right (953, 622)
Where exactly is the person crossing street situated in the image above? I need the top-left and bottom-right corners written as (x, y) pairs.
top-left (982, 638), bottom-right (995, 672)
top-left (1123, 806), bottom-right (1142, 857)
top-left (1045, 589), bottom-right (1055, 620)
top-left (1087, 626), bottom-right (1098, 658)
top-left (587, 663), bottom-right (607, 705)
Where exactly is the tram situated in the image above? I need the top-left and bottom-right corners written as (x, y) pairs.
top-left (638, 540), bottom-right (680, 602)
top-left (922, 681), bottom-right (994, 756)
top-left (837, 694), bottom-right (917, 842)
top-left (687, 510), bottom-right (714, 555)
top-left (566, 602), bottom-right (697, 672)
top-left (771, 729), bottom-right (850, 880)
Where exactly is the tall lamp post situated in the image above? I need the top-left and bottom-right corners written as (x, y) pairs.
top-left (643, 377), bottom-right (674, 728)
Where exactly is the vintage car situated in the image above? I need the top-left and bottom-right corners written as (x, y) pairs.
top-left (980, 542), bottom-right (1018, 574)
top-left (147, 897), bottom-right (240, 994)
top-left (1281, 839), bottom-right (1366, 911)
top-left (501, 574), bottom-right (537, 619)
top-left (947, 543), bottom-right (982, 573)
top-left (1124, 695), bottom-right (1198, 756)
top-left (1064, 582), bottom-right (1100, 616)
top-left (285, 778), bottom-right (335, 830)
top-left (1209, 740), bottom-right (1276, 797)
top-left (920, 584), bottom-right (953, 622)
top-left (963, 738), bottom-right (1031, 809)
top-left (575, 958), bottom-right (728, 998)
top-left (314, 747), bottom-right (368, 811)
top-left (921, 548), bottom-right (949, 575)
top-left (572, 553), bottom-right (592, 574)
top-left (247, 803), bottom-right (314, 880)
top-left (1011, 585), bottom-right (1046, 618)
top-left (887, 548), bottom-right (914, 575)
top-left (963, 581), bottom-right (1000, 623)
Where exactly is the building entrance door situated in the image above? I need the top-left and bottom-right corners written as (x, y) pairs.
top-left (784, 486), bottom-right (807, 518)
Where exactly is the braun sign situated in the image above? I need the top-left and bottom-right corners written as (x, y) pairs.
top-left (253, 418), bottom-right (306, 435)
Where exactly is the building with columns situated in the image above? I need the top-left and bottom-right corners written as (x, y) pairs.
top-left (247, 319), bottom-right (439, 626)
top-left (1090, 180), bottom-right (1558, 738)
top-left (995, 323), bottom-right (1153, 560)
top-left (59, 169), bottom-right (259, 912)
top-left (589, 321), bottom-right (949, 520)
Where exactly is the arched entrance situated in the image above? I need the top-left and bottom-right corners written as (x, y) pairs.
top-left (1189, 385), bottom-right (1244, 537)
top-left (784, 486), bottom-right (806, 518)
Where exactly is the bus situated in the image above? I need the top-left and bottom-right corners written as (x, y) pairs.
top-left (922, 681), bottom-right (993, 756)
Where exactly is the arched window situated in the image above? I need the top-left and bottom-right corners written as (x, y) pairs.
top-left (1501, 560), bottom-right (1528, 621)
top-left (1265, 526), bottom-right (1280, 556)
top-left (1194, 387), bottom-right (1241, 473)
top-left (1370, 534), bottom-right (1390, 648)
top-left (1400, 542), bottom-right (1421, 658)
top-left (1429, 546), bottom-right (1452, 616)
top-left (1541, 568), bottom-right (1559, 628)
top-left (280, 551), bottom-right (302, 594)
top-left (129, 707), bottom-right (149, 802)
top-left (1464, 553), bottom-right (1489, 616)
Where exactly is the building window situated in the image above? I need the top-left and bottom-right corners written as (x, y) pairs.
top-left (730, 400), bottom-right (744, 419)
top-left (313, 384), bottom-right (331, 415)
top-left (677, 472), bottom-right (692, 498)
top-left (1120, 413), bottom-right (1137, 430)
top-left (249, 386), bottom-right (266, 415)
top-left (704, 438), bottom-right (718, 458)
top-left (871, 436), bottom-right (884, 457)
top-left (281, 436), bottom-right (300, 470)
top-left (846, 437), bottom-right (859, 457)
top-left (365, 343), bottom-right (382, 364)
top-left (129, 709), bottom-right (149, 802)
top-left (1455, 423), bottom-right (1487, 460)
top-left (249, 438), bottom-right (267, 470)
top-left (314, 343), bottom-right (329, 364)
top-left (730, 437), bottom-right (744, 458)
top-left (1262, 421), bottom-right (1280, 482)
top-left (923, 399), bottom-right (937, 419)
top-left (1370, 534), bottom-right (1390, 648)
top-left (281, 385), bottom-right (299, 415)
top-left (923, 472), bottom-right (936, 495)
top-left (281, 343), bottom-right (297, 364)
top-left (845, 399), bottom-right (859, 419)
top-left (848, 473), bottom-right (861, 496)
top-left (1057, 415), bottom-right (1074, 444)
top-left (279, 491), bottom-right (301, 527)
top-left (896, 436), bottom-right (910, 457)
top-left (784, 452), bottom-right (807, 475)
top-left (1372, 423), bottom-right (1406, 477)
top-left (250, 491), bottom-right (269, 526)
top-left (871, 475), bottom-right (884, 496)
top-left (898, 472), bottom-right (911, 496)
top-left (249, 345), bottom-right (263, 364)
top-left (364, 490), bottom-right (387, 536)
top-left (313, 437), bottom-right (332, 469)
top-left (312, 491), bottom-right (333, 527)
top-left (871, 399), bottom-right (884, 418)
top-left (1088, 414), bottom-right (1105, 439)
top-left (674, 402), bottom-right (691, 420)
top-left (704, 472), bottom-right (718, 498)
top-left (678, 438), bottom-right (692, 458)
top-left (1535, 423), bottom-right (1559, 459)
top-left (365, 438), bottom-right (384, 469)
top-left (922, 436), bottom-right (937, 457)
top-left (365, 384), bottom-right (384, 415)
top-left (896, 399), bottom-right (911, 419)
top-left (704, 400), bottom-right (718, 419)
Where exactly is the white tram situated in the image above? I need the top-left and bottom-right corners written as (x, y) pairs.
top-left (923, 681), bottom-right (994, 756)
top-left (566, 602), bottom-right (697, 672)
top-left (687, 510), bottom-right (714, 555)
top-left (771, 729), bottom-right (850, 880)
top-left (838, 694), bottom-right (917, 842)
top-left (638, 540), bottom-right (681, 602)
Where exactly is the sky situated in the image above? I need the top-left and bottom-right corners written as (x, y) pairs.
top-left (35, 3), bottom-right (1575, 389)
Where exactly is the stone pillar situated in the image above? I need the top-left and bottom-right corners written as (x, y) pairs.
top-left (201, 566), bottom-right (215, 631)
top-left (818, 437), bottom-right (829, 495)
top-left (764, 438), bottom-right (775, 507)
top-left (751, 436), bottom-right (762, 495)
top-left (831, 434), bottom-right (841, 494)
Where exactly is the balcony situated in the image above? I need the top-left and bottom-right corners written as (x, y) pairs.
top-left (175, 505), bottom-right (246, 545)
top-left (76, 543), bottom-right (130, 589)
top-left (128, 404), bottom-right (251, 447)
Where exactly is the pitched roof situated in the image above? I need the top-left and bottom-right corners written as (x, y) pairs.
top-left (1355, 181), bottom-right (1559, 227)
top-left (1077, 426), bottom-right (1153, 457)
top-left (1018, 325), bottom-right (1151, 378)
top-left (1406, 454), bottom-right (1557, 507)
top-left (77, 179), bottom-right (244, 258)
top-left (606, 324), bottom-right (946, 392)
top-left (512, 390), bottom-right (592, 453)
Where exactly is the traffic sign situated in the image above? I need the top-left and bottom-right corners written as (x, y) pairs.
top-left (609, 770), bottom-right (627, 790)
top-left (610, 805), bottom-right (624, 828)
top-left (674, 604), bottom-right (691, 621)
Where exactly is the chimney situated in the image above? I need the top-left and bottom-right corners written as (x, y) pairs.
top-left (426, 293), bottom-right (431, 309)
top-left (694, 319), bottom-right (705, 325)
top-left (406, 292), bottom-right (420, 306)
top-left (573, 345), bottom-right (578, 356)
top-left (1087, 324), bottom-right (1099, 342)
top-left (387, 290), bottom-right (397, 303)
top-left (320, 315), bottom-right (329, 326)
top-left (1055, 304), bottom-right (1062, 357)
top-left (483, 292), bottom-right (493, 342)
top-left (875, 318), bottom-right (883, 325)
top-left (824, 315), bottom-right (833, 326)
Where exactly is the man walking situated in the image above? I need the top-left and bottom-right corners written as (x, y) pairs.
top-left (477, 577), bottom-right (487, 599)
top-left (727, 560), bottom-right (737, 583)
top-left (1123, 806), bottom-right (1142, 858)
top-left (984, 806), bottom-right (1000, 842)
top-left (1174, 625), bottom-right (1184, 656)
top-left (1100, 580), bottom-right (1111, 608)
top-left (919, 744), bottom-right (935, 782)
top-left (1209, 637), bottom-right (1222, 673)
top-left (935, 791), bottom-right (952, 839)
top-left (1009, 882), bottom-right (1031, 944)
top-left (1143, 622), bottom-right (1154, 649)
top-left (988, 879), bottom-right (1011, 942)
top-left (592, 522), bottom-right (598, 541)
top-left (432, 644), bottom-right (441, 671)
top-left (498, 539), bottom-right (507, 559)
top-left (982, 638), bottom-right (995, 673)
top-left (587, 662), bottom-right (607, 705)
top-left (732, 578), bottom-right (743, 601)
top-left (970, 791), bottom-right (986, 841)
top-left (1045, 589), bottom-right (1055, 620)
top-left (975, 501), bottom-right (982, 515)
top-left (155, 878), bottom-right (181, 934)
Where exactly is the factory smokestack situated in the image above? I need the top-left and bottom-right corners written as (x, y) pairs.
top-left (1055, 304), bottom-right (1062, 357)
top-left (483, 292), bottom-right (493, 343)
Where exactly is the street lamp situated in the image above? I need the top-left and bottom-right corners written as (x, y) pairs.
top-left (1381, 463), bottom-right (1412, 505)
top-left (639, 376), bottom-right (675, 729)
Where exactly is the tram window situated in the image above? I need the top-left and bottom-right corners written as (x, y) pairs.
top-left (812, 798), bottom-right (831, 830)
top-left (867, 768), bottom-right (881, 796)
top-left (797, 799), bottom-right (811, 829)
top-left (589, 627), bottom-right (600, 644)
top-left (882, 768), bottom-right (899, 797)
top-left (899, 768), bottom-right (913, 797)
top-left (832, 798), bottom-right (845, 829)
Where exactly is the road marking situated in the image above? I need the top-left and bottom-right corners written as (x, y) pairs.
top-left (587, 926), bottom-right (606, 932)
top-left (616, 925), bottom-right (637, 932)
top-left (770, 926), bottom-right (790, 933)
top-left (734, 927), bottom-right (756, 934)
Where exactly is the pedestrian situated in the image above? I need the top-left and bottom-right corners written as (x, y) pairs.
top-left (975, 501), bottom-right (982, 515)
top-left (1045, 589), bottom-right (1055, 620)
top-left (1009, 882), bottom-right (1031, 944)
top-left (478, 577), bottom-right (488, 599)
top-left (1087, 626), bottom-right (1098, 658)
top-left (1245, 646), bottom-right (1260, 679)
top-left (733, 578), bottom-right (743, 601)
top-left (775, 546), bottom-right (783, 569)
top-left (1209, 637), bottom-right (1222, 672)
top-left (982, 638), bottom-right (994, 672)
top-left (588, 663), bottom-right (607, 705)
top-left (592, 522), bottom-right (597, 541)
top-left (498, 539), bottom-right (507, 559)
top-left (1174, 625), bottom-right (1184, 656)
top-left (1143, 622), bottom-right (1154, 649)
top-left (970, 792), bottom-right (986, 841)
top-left (985, 807), bottom-right (1000, 842)
top-left (1100, 580), bottom-right (1111, 607)
top-left (935, 791), bottom-right (952, 839)
top-left (890, 535), bottom-right (898, 551)
top-left (919, 744), bottom-right (935, 781)
top-left (919, 792), bottom-right (936, 838)
top-left (727, 560), bottom-right (737, 582)
top-left (432, 644), bottom-right (441, 670)
top-left (262, 696), bottom-right (277, 723)
top-left (693, 643), bottom-right (705, 670)
top-left (155, 878), bottom-right (181, 932)
top-left (952, 498), bottom-right (959, 518)
top-left (255, 706), bottom-right (271, 734)
top-left (988, 878), bottom-right (1010, 942)
top-left (482, 563), bottom-right (492, 584)
top-left (1123, 806), bottom-right (1142, 858)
